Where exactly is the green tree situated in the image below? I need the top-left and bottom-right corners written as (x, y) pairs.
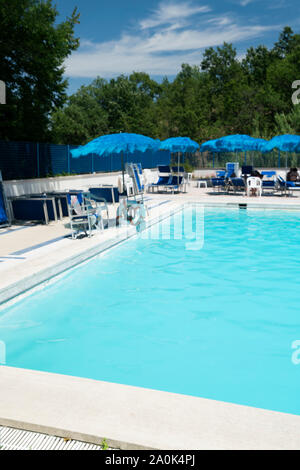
top-left (51, 72), bottom-right (162, 144)
top-left (51, 83), bottom-right (109, 145)
top-left (274, 105), bottom-right (300, 134)
top-left (0, 0), bottom-right (79, 141)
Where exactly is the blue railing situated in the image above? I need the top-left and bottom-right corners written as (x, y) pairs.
top-left (0, 140), bottom-right (170, 181)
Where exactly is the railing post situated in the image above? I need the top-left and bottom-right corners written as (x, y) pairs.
top-left (36, 142), bottom-right (40, 177)
top-left (0, 81), bottom-right (6, 104)
top-left (67, 145), bottom-right (70, 173)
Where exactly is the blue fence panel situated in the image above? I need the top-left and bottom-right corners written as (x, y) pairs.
top-left (48, 144), bottom-right (69, 176)
top-left (0, 140), bottom-right (171, 180)
top-left (0, 140), bottom-right (37, 180)
top-left (70, 153), bottom-right (92, 175)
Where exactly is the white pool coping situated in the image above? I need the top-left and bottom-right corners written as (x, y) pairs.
top-left (1, 366), bottom-right (300, 450)
top-left (1, 195), bottom-right (300, 449)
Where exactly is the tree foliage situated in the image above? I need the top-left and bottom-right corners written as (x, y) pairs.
top-left (0, 0), bottom-right (80, 141)
top-left (52, 27), bottom-right (300, 146)
top-left (1, 9), bottom-right (299, 146)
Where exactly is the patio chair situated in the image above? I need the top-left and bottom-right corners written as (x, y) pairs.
top-left (143, 169), bottom-right (157, 190)
top-left (246, 177), bottom-right (262, 197)
top-left (67, 192), bottom-right (106, 239)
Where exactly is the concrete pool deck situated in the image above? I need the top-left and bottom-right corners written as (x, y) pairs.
top-left (1, 185), bottom-right (300, 449)
top-left (1, 366), bottom-right (300, 450)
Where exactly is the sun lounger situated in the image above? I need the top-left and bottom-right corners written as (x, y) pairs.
top-left (165, 175), bottom-right (187, 193)
top-left (211, 171), bottom-right (226, 191)
top-left (277, 175), bottom-right (300, 196)
top-left (227, 177), bottom-right (245, 193)
top-left (261, 171), bottom-right (277, 194)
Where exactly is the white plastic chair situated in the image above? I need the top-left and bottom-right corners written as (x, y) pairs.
top-left (246, 177), bottom-right (262, 197)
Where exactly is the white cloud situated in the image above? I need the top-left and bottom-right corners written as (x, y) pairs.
top-left (139, 1), bottom-right (211, 30)
top-left (65, 1), bottom-right (278, 79)
top-left (239, 0), bottom-right (254, 6)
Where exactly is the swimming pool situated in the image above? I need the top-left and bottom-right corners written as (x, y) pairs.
top-left (1, 205), bottom-right (300, 415)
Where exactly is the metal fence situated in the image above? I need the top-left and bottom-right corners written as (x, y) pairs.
top-left (193, 150), bottom-right (300, 169)
top-left (0, 140), bottom-right (171, 181)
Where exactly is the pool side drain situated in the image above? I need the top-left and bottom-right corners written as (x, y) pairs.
top-left (239, 204), bottom-right (247, 209)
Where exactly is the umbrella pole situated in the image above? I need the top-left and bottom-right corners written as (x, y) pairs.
top-left (121, 151), bottom-right (126, 196)
top-left (285, 153), bottom-right (288, 197)
top-left (178, 152), bottom-right (180, 187)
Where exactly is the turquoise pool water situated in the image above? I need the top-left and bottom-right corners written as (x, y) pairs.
top-left (1, 206), bottom-right (300, 415)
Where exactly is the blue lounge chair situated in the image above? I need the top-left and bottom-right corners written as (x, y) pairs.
top-left (228, 177), bottom-right (245, 193)
top-left (164, 175), bottom-right (186, 193)
top-left (211, 170), bottom-right (226, 191)
top-left (171, 166), bottom-right (185, 173)
top-left (148, 165), bottom-right (172, 193)
top-left (0, 170), bottom-right (10, 228)
top-left (277, 175), bottom-right (300, 196)
top-left (89, 186), bottom-right (119, 205)
top-left (148, 175), bottom-right (170, 193)
top-left (261, 171), bottom-right (277, 194)
top-left (241, 166), bottom-right (253, 178)
top-left (226, 162), bottom-right (239, 178)
top-left (125, 163), bottom-right (145, 198)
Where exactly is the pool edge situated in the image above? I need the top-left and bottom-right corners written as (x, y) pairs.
top-left (1, 365), bottom-right (300, 450)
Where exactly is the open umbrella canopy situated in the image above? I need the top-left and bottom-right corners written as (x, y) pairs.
top-left (200, 135), bottom-right (266, 153)
top-left (159, 137), bottom-right (199, 153)
top-left (215, 134), bottom-right (267, 153)
top-left (261, 134), bottom-right (300, 153)
top-left (200, 139), bottom-right (220, 153)
top-left (71, 132), bottom-right (161, 158)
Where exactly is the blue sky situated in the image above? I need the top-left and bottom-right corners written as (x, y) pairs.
top-left (54, 0), bottom-right (300, 94)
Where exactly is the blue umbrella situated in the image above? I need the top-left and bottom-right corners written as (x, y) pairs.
top-left (160, 137), bottom-right (199, 153)
top-left (199, 138), bottom-right (220, 153)
top-left (261, 134), bottom-right (300, 153)
top-left (160, 137), bottom-right (199, 185)
top-left (71, 133), bottom-right (161, 192)
top-left (215, 134), bottom-right (266, 153)
top-left (200, 135), bottom-right (267, 167)
top-left (261, 135), bottom-right (300, 188)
